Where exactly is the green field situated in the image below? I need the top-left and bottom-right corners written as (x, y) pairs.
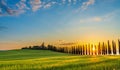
top-left (0, 50), bottom-right (120, 70)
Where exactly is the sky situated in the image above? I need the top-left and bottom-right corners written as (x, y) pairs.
top-left (0, 0), bottom-right (120, 50)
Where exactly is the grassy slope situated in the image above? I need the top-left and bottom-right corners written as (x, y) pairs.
top-left (0, 50), bottom-right (120, 70)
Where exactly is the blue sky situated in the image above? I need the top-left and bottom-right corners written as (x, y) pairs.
top-left (0, 0), bottom-right (120, 50)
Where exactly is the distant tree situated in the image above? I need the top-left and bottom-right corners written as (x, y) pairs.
top-left (112, 40), bottom-right (116, 54)
top-left (76, 46), bottom-right (80, 54)
top-left (41, 42), bottom-right (46, 49)
top-left (47, 45), bottom-right (52, 50)
top-left (118, 39), bottom-right (120, 54)
top-left (107, 40), bottom-right (111, 54)
top-left (71, 46), bottom-right (74, 54)
top-left (21, 47), bottom-right (28, 49)
top-left (32, 46), bottom-right (40, 50)
top-left (102, 42), bottom-right (106, 55)
top-left (82, 45), bottom-right (85, 55)
top-left (98, 42), bottom-right (101, 55)
top-left (88, 44), bottom-right (90, 55)
top-left (28, 46), bottom-right (32, 49)
top-left (85, 45), bottom-right (87, 55)
top-left (104, 44), bottom-right (107, 55)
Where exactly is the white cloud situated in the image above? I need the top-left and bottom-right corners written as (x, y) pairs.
top-left (0, 0), bottom-right (97, 16)
top-left (0, 0), bottom-right (27, 16)
top-left (44, 3), bottom-right (51, 9)
top-left (16, 0), bottom-right (29, 10)
top-left (79, 10), bottom-right (120, 23)
top-left (30, 0), bottom-right (42, 11)
top-left (80, 17), bottom-right (102, 23)
top-left (81, 0), bottom-right (95, 10)
top-left (76, 0), bottom-right (95, 12)
top-left (62, 0), bottom-right (77, 4)
top-left (43, 2), bottom-right (56, 9)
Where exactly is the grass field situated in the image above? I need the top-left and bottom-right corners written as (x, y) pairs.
top-left (0, 50), bottom-right (120, 70)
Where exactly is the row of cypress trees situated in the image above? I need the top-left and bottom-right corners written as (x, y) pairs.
top-left (22, 39), bottom-right (120, 55)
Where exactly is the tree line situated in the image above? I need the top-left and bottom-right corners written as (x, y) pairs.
top-left (21, 39), bottom-right (120, 55)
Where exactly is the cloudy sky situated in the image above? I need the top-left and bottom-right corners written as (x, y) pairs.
top-left (0, 0), bottom-right (120, 50)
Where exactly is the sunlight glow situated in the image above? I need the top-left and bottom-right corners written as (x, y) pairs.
top-left (92, 46), bottom-right (95, 51)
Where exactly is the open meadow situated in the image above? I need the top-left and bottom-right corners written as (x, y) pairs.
top-left (0, 50), bottom-right (120, 70)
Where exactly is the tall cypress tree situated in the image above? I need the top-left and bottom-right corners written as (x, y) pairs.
top-left (112, 40), bottom-right (116, 54)
top-left (102, 42), bottom-right (105, 55)
top-left (88, 44), bottom-right (90, 55)
top-left (98, 42), bottom-right (101, 55)
top-left (107, 40), bottom-right (111, 54)
top-left (118, 39), bottom-right (120, 54)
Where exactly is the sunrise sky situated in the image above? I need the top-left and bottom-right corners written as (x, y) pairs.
top-left (0, 0), bottom-right (120, 50)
